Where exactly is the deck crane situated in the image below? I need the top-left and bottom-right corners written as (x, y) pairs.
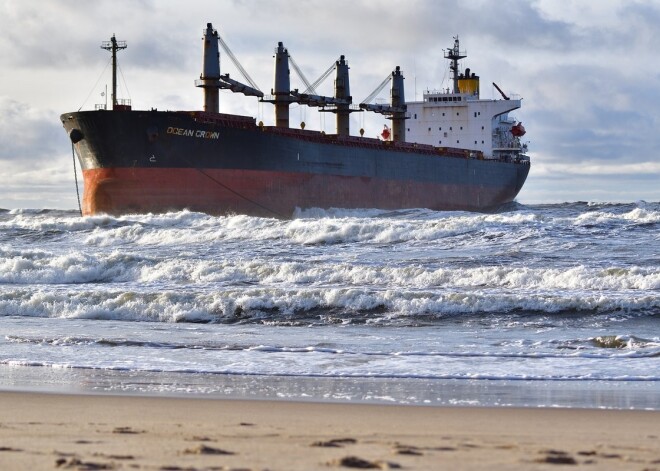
top-left (289, 56), bottom-right (350, 108)
top-left (359, 66), bottom-right (407, 142)
top-left (492, 82), bottom-right (510, 100)
top-left (195, 23), bottom-right (263, 113)
top-left (290, 55), bottom-right (359, 136)
top-left (264, 43), bottom-right (358, 136)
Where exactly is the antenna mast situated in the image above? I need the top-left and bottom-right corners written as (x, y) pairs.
top-left (101, 35), bottom-right (127, 110)
top-left (444, 36), bottom-right (466, 94)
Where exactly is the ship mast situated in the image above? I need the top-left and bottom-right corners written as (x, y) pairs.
top-left (197, 24), bottom-right (222, 112)
top-left (444, 36), bottom-right (466, 94)
top-left (333, 55), bottom-right (352, 136)
top-left (288, 55), bottom-right (357, 136)
top-left (266, 42), bottom-right (295, 128)
top-left (390, 66), bottom-right (406, 142)
top-left (101, 35), bottom-right (127, 110)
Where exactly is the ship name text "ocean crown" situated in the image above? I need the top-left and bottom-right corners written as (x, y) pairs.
top-left (166, 127), bottom-right (220, 139)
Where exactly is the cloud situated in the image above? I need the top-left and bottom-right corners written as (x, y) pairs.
top-left (1, 0), bottom-right (659, 208)
top-left (532, 160), bottom-right (660, 177)
top-left (0, 97), bottom-right (74, 209)
top-left (0, 98), bottom-right (65, 161)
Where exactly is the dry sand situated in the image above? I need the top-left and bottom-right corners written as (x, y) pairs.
top-left (0, 391), bottom-right (658, 470)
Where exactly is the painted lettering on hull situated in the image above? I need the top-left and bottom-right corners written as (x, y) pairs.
top-left (166, 127), bottom-right (219, 139)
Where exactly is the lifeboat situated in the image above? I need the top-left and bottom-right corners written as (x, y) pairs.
top-left (511, 122), bottom-right (526, 137)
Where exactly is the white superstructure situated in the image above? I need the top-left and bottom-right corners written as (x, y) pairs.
top-left (406, 37), bottom-right (528, 162)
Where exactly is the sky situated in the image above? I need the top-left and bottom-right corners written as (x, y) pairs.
top-left (0, 0), bottom-right (659, 209)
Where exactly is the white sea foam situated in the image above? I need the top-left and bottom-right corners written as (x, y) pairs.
top-left (1, 281), bottom-right (657, 323)
top-left (573, 207), bottom-right (660, 226)
top-left (1, 203), bottom-right (659, 402)
top-left (2, 239), bottom-right (658, 292)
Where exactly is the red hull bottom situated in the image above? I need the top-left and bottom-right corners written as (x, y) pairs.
top-left (83, 168), bottom-right (517, 218)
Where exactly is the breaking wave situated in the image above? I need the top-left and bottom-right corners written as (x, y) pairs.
top-left (0, 202), bottom-right (658, 324)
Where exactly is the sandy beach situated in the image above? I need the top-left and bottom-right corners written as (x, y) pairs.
top-left (0, 392), bottom-right (658, 470)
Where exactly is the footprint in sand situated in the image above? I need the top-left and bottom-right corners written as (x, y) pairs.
top-left (112, 426), bottom-right (144, 434)
top-left (55, 457), bottom-right (114, 469)
top-left (330, 455), bottom-right (401, 469)
top-left (182, 444), bottom-right (235, 455)
top-left (535, 449), bottom-right (578, 465)
top-left (312, 438), bottom-right (358, 448)
top-left (391, 443), bottom-right (424, 456)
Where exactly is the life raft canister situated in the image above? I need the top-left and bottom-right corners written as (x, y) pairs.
top-left (381, 125), bottom-right (391, 140)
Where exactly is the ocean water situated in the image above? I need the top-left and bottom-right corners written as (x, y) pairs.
top-left (1, 202), bottom-right (658, 409)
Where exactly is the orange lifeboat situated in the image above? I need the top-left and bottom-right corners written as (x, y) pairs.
top-left (511, 122), bottom-right (526, 137)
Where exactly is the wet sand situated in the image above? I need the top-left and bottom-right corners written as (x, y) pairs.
top-left (0, 391), bottom-right (658, 470)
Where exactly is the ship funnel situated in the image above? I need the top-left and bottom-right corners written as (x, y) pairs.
top-left (458, 67), bottom-right (479, 97)
top-left (197, 23), bottom-right (222, 113)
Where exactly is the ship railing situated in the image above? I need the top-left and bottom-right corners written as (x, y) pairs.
top-left (188, 111), bottom-right (256, 128)
top-left (113, 98), bottom-right (132, 111)
top-left (290, 127), bottom-right (478, 158)
top-left (94, 98), bottom-right (131, 111)
top-left (93, 100), bottom-right (130, 111)
top-left (183, 113), bottom-right (515, 163)
top-left (254, 126), bottom-right (484, 159)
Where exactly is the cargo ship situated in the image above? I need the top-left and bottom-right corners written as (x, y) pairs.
top-left (61, 23), bottom-right (530, 218)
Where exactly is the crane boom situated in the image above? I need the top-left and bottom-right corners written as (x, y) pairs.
top-left (360, 74), bottom-right (391, 105)
top-left (217, 34), bottom-right (261, 92)
top-left (219, 74), bottom-right (263, 98)
top-left (304, 61), bottom-right (336, 95)
top-left (492, 82), bottom-right (510, 100)
top-left (288, 53), bottom-right (316, 95)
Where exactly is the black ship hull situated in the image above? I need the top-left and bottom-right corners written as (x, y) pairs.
top-left (61, 110), bottom-right (530, 218)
